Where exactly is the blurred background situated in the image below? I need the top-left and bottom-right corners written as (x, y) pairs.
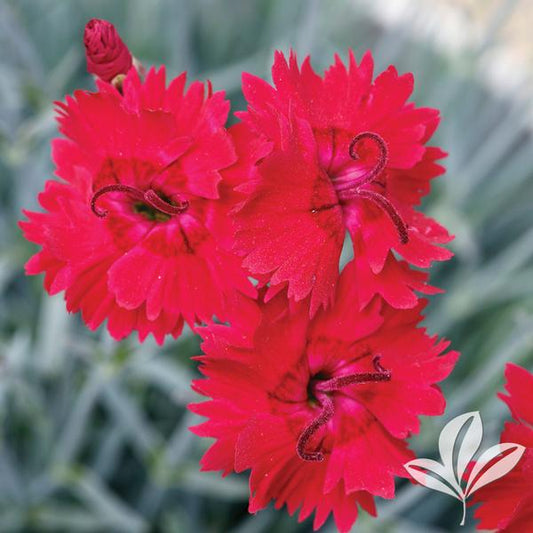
top-left (1, 0), bottom-right (532, 531)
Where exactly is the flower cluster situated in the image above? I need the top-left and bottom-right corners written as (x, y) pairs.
top-left (21, 20), bottom-right (459, 531)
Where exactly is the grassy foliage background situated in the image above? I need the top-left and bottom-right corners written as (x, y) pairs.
top-left (1, 0), bottom-right (532, 531)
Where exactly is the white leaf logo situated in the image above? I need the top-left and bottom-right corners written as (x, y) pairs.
top-left (404, 411), bottom-right (525, 526)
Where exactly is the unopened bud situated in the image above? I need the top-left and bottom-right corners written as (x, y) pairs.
top-left (84, 19), bottom-right (133, 83)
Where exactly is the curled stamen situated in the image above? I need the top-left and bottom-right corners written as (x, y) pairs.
top-left (316, 369), bottom-right (391, 392)
top-left (336, 131), bottom-right (389, 193)
top-left (296, 394), bottom-right (333, 462)
top-left (333, 131), bottom-right (410, 245)
top-left (356, 189), bottom-right (409, 244)
top-left (91, 184), bottom-right (145, 217)
top-left (372, 355), bottom-right (388, 374)
top-left (297, 359), bottom-right (391, 462)
top-left (317, 355), bottom-right (391, 393)
top-left (144, 189), bottom-right (189, 216)
top-left (90, 184), bottom-right (188, 218)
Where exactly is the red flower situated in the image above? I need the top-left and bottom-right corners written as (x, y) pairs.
top-left (20, 67), bottom-right (258, 344)
top-left (84, 19), bottom-right (133, 83)
top-left (234, 50), bottom-right (452, 315)
top-left (190, 263), bottom-right (458, 531)
top-left (471, 364), bottom-right (533, 532)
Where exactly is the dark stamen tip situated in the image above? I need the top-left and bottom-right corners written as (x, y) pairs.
top-left (92, 207), bottom-right (108, 217)
top-left (144, 189), bottom-right (189, 215)
top-left (90, 196), bottom-right (109, 217)
top-left (372, 355), bottom-right (385, 372)
top-left (297, 450), bottom-right (324, 462)
top-left (356, 189), bottom-right (409, 246)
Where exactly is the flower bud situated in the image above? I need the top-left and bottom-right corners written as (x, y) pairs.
top-left (84, 18), bottom-right (133, 83)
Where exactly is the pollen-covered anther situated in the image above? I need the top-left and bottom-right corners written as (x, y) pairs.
top-left (339, 131), bottom-right (409, 245)
top-left (90, 184), bottom-right (189, 218)
top-left (296, 356), bottom-right (391, 462)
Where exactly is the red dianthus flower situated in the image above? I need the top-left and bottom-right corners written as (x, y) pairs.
top-left (471, 364), bottom-right (533, 532)
top-left (234, 50), bottom-right (452, 315)
top-left (190, 262), bottom-right (458, 531)
top-left (20, 67), bottom-right (257, 343)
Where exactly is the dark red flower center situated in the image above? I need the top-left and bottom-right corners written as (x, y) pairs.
top-left (90, 184), bottom-right (189, 221)
top-left (296, 356), bottom-right (391, 462)
top-left (330, 131), bottom-right (409, 244)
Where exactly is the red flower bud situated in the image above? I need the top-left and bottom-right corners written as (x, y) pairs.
top-left (84, 18), bottom-right (132, 82)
